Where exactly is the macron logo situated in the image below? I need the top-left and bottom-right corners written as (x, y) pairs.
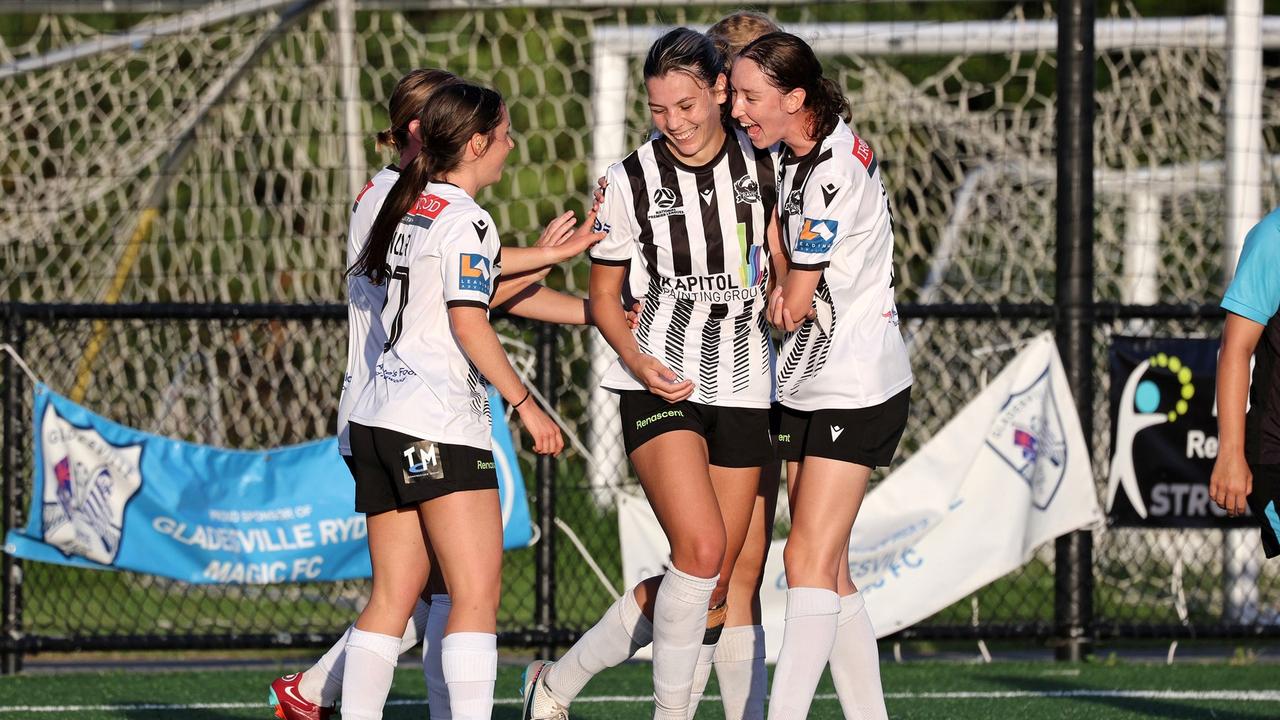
top-left (830, 425), bottom-right (845, 441)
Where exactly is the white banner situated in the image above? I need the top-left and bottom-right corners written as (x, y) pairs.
top-left (618, 332), bottom-right (1104, 660)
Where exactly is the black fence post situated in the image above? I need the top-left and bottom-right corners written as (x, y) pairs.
top-left (1055, 0), bottom-right (1096, 662)
top-left (2, 305), bottom-right (26, 674)
top-left (534, 323), bottom-right (559, 657)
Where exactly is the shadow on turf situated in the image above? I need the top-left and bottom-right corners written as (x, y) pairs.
top-left (991, 673), bottom-right (1273, 719)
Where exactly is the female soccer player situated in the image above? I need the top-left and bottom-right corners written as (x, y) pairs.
top-left (731, 32), bottom-right (912, 720)
top-left (270, 69), bottom-right (602, 720)
top-left (338, 79), bottom-right (598, 720)
top-left (521, 28), bottom-right (779, 720)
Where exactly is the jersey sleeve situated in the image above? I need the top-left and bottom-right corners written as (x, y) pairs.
top-left (439, 207), bottom-right (501, 309)
top-left (1222, 213), bottom-right (1280, 326)
top-left (789, 167), bottom-right (871, 270)
top-left (588, 163), bottom-right (637, 265)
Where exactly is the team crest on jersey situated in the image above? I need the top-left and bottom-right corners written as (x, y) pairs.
top-left (797, 218), bottom-right (838, 254)
top-left (459, 253), bottom-right (491, 293)
top-left (783, 189), bottom-right (802, 216)
top-left (733, 175), bottom-right (760, 205)
top-left (985, 367), bottom-right (1067, 511)
top-left (40, 404), bottom-right (143, 565)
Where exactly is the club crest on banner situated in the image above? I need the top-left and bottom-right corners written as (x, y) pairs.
top-left (40, 403), bottom-right (142, 564)
top-left (984, 366), bottom-right (1067, 510)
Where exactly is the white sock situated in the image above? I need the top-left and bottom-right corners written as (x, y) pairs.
top-left (545, 585), bottom-right (653, 706)
top-left (686, 622), bottom-right (723, 718)
top-left (300, 626), bottom-right (349, 706)
top-left (713, 625), bottom-right (766, 720)
top-left (340, 628), bottom-right (403, 720)
top-left (651, 567), bottom-right (718, 720)
top-left (424, 595), bottom-right (453, 720)
top-left (766, 588), bottom-right (840, 720)
top-left (298, 597), bottom-right (430, 708)
top-left (441, 632), bottom-right (497, 720)
top-left (829, 592), bottom-right (888, 720)
top-left (402, 597), bottom-right (431, 652)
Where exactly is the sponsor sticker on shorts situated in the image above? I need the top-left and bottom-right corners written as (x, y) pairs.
top-left (401, 440), bottom-right (444, 484)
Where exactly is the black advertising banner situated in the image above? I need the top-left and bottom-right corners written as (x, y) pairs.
top-left (1107, 337), bottom-right (1253, 528)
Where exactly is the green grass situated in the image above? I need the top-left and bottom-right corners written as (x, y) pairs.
top-left (2, 660), bottom-right (1278, 719)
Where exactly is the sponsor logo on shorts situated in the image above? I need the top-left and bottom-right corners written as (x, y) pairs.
top-left (797, 218), bottom-right (838, 254)
top-left (459, 253), bottom-right (491, 293)
top-left (636, 409), bottom-right (684, 430)
top-left (402, 440), bottom-right (444, 484)
top-left (776, 433), bottom-right (792, 443)
top-left (830, 425), bottom-right (846, 442)
top-left (476, 459), bottom-right (495, 471)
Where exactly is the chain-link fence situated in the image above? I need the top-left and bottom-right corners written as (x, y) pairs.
top-left (3, 0), bottom-right (1280, 668)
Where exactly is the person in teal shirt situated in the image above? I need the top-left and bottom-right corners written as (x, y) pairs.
top-left (1212, 206), bottom-right (1280, 558)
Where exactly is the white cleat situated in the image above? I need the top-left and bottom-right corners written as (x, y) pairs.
top-left (521, 659), bottom-right (569, 720)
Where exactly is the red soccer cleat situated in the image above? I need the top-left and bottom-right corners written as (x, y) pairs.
top-left (269, 673), bottom-right (334, 720)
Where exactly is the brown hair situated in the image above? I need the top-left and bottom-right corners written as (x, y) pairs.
top-left (707, 11), bottom-right (780, 72)
top-left (738, 31), bottom-right (850, 141)
top-left (375, 68), bottom-right (460, 151)
top-left (643, 27), bottom-right (724, 87)
top-left (352, 82), bottom-right (506, 284)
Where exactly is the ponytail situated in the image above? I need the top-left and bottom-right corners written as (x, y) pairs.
top-left (350, 151), bottom-right (433, 284)
top-left (350, 81), bottom-right (506, 285)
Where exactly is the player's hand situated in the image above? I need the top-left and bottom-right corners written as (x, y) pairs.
top-left (551, 208), bottom-right (607, 261)
top-left (625, 353), bottom-right (694, 403)
top-left (591, 175), bottom-right (609, 214)
top-left (537, 210), bottom-right (577, 248)
top-left (1210, 452), bottom-right (1252, 517)
top-left (624, 299), bottom-right (643, 330)
top-left (767, 286), bottom-right (815, 332)
top-left (516, 398), bottom-right (563, 456)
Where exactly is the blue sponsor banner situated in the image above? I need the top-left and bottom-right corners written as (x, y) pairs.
top-left (4, 384), bottom-right (533, 583)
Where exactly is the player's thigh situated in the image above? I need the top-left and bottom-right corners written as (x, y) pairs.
top-left (418, 488), bottom-right (503, 630)
top-left (631, 430), bottom-right (725, 573)
top-left (726, 465), bottom-right (781, 624)
top-left (787, 457), bottom-right (872, 576)
top-left (358, 507), bottom-right (432, 634)
top-left (711, 464), bottom-right (764, 574)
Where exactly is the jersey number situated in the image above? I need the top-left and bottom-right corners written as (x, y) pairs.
top-left (383, 265), bottom-right (410, 351)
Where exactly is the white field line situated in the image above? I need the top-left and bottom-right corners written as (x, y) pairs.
top-left (3, 690), bottom-right (1280, 713)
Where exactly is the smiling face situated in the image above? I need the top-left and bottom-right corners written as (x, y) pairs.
top-left (730, 57), bottom-right (804, 149)
top-left (646, 70), bottom-right (728, 166)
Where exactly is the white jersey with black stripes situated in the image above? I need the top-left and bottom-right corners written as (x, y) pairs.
top-left (589, 127), bottom-right (780, 408)
top-left (337, 165), bottom-right (399, 456)
top-left (775, 118), bottom-right (912, 410)
top-left (348, 182), bottom-right (503, 450)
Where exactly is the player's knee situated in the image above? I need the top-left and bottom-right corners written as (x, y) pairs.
top-left (673, 533), bottom-right (725, 578)
top-left (782, 532), bottom-right (835, 583)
